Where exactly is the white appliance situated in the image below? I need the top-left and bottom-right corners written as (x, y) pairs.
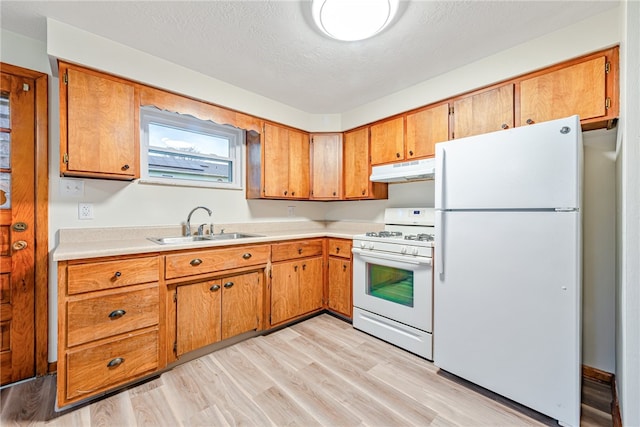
top-left (434, 115), bottom-right (582, 427)
top-left (352, 207), bottom-right (434, 359)
top-left (369, 158), bottom-right (436, 182)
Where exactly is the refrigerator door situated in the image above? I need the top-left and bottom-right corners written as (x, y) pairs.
top-left (435, 115), bottom-right (582, 210)
top-left (434, 210), bottom-right (581, 427)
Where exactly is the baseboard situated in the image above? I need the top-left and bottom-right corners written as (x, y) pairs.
top-left (48, 361), bottom-right (57, 374)
top-left (582, 364), bottom-right (621, 427)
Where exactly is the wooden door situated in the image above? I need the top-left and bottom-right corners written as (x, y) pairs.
top-left (62, 65), bottom-right (137, 179)
top-left (406, 103), bottom-right (450, 159)
top-left (311, 133), bottom-right (342, 199)
top-left (520, 56), bottom-right (607, 125)
top-left (221, 271), bottom-right (262, 340)
top-left (176, 280), bottom-right (221, 356)
top-left (453, 84), bottom-right (514, 139)
top-left (288, 129), bottom-right (310, 198)
top-left (298, 257), bottom-right (323, 315)
top-left (263, 123), bottom-right (290, 198)
top-left (370, 117), bottom-right (404, 165)
top-left (327, 258), bottom-right (351, 318)
top-left (343, 128), bottom-right (370, 198)
top-left (270, 261), bottom-right (300, 325)
top-left (0, 72), bottom-right (36, 385)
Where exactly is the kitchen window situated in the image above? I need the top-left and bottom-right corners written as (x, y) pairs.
top-left (140, 107), bottom-right (244, 189)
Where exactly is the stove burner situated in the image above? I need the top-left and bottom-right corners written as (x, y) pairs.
top-left (404, 233), bottom-right (435, 242)
top-left (365, 231), bottom-right (403, 238)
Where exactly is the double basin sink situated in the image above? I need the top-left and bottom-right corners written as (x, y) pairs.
top-left (148, 232), bottom-right (264, 245)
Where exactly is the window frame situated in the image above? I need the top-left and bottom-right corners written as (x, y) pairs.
top-left (139, 106), bottom-right (245, 190)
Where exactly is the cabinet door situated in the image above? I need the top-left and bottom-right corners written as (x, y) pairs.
top-left (327, 257), bottom-right (351, 318)
top-left (406, 104), bottom-right (450, 159)
top-left (311, 133), bottom-right (342, 199)
top-left (370, 117), bottom-right (404, 165)
top-left (453, 84), bottom-right (514, 139)
top-left (298, 257), bottom-right (323, 315)
top-left (263, 123), bottom-right (290, 198)
top-left (176, 280), bottom-right (221, 356)
top-left (63, 66), bottom-right (138, 179)
top-left (343, 127), bottom-right (371, 198)
top-left (221, 271), bottom-right (263, 340)
top-left (288, 129), bottom-right (310, 198)
top-left (270, 261), bottom-right (300, 325)
top-left (520, 55), bottom-right (607, 125)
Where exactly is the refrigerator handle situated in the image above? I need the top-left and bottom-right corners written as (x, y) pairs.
top-left (435, 210), bottom-right (444, 277)
top-left (436, 148), bottom-right (445, 209)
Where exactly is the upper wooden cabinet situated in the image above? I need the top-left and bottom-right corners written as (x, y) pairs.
top-left (452, 84), bottom-right (514, 139)
top-left (519, 49), bottom-right (618, 129)
top-left (261, 122), bottom-right (310, 199)
top-left (343, 127), bottom-right (388, 200)
top-left (406, 103), bottom-right (450, 157)
top-left (59, 62), bottom-right (139, 180)
top-left (310, 133), bottom-right (343, 200)
top-left (370, 116), bottom-right (404, 165)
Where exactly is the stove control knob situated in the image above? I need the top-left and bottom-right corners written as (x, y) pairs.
top-left (412, 248), bottom-right (419, 256)
top-left (401, 246), bottom-right (407, 254)
top-left (360, 242), bottom-right (366, 249)
top-left (368, 243), bottom-right (375, 250)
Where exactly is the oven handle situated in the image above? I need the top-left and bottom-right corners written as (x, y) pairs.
top-left (352, 248), bottom-right (432, 266)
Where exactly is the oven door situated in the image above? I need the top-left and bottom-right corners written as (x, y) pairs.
top-left (352, 247), bottom-right (432, 332)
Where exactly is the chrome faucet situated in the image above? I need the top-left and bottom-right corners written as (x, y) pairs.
top-left (185, 206), bottom-right (212, 236)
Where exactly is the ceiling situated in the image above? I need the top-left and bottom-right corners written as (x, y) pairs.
top-left (1, 0), bottom-right (618, 114)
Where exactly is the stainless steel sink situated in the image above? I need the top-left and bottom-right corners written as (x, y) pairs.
top-left (147, 232), bottom-right (264, 245)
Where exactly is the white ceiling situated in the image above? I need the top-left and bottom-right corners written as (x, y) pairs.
top-left (1, 0), bottom-right (618, 114)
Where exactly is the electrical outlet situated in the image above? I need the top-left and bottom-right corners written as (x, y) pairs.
top-left (288, 206), bottom-right (295, 217)
top-left (78, 203), bottom-right (94, 220)
top-left (60, 178), bottom-right (84, 197)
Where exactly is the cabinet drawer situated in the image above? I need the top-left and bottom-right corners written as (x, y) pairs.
top-left (66, 284), bottom-right (159, 347)
top-left (67, 257), bottom-right (159, 295)
top-left (165, 245), bottom-right (270, 280)
top-left (327, 239), bottom-right (352, 259)
top-left (271, 239), bottom-right (324, 262)
top-left (66, 328), bottom-right (158, 401)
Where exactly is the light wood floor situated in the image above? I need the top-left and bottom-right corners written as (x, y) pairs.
top-left (1, 314), bottom-right (613, 426)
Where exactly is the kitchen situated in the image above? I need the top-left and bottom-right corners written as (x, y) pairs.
top-left (1, 1), bottom-right (639, 426)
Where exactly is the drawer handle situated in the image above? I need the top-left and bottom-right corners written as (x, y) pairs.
top-left (501, 123), bottom-right (509, 129)
top-left (224, 281), bottom-right (234, 289)
top-left (335, 247), bottom-right (340, 253)
top-left (114, 271), bottom-right (122, 278)
top-left (298, 248), bottom-right (303, 254)
top-left (107, 357), bottom-right (124, 368)
top-left (121, 164), bottom-right (130, 171)
top-left (210, 284), bottom-right (220, 292)
top-left (108, 309), bottom-right (126, 319)
top-left (242, 253), bottom-right (252, 260)
top-left (190, 258), bottom-right (203, 266)
top-left (526, 118), bottom-right (534, 125)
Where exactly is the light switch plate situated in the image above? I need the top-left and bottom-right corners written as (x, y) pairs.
top-left (60, 178), bottom-right (84, 197)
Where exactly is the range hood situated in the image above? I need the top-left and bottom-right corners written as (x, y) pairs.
top-left (370, 158), bottom-right (436, 183)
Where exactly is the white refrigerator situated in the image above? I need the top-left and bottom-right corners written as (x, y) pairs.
top-left (433, 115), bottom-right (582, 427)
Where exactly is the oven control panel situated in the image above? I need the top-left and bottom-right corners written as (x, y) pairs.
top-left (384, 207), bottom-right (435, 226)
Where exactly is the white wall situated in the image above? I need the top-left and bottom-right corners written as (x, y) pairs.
top-left (615, 1), bottom-right (640, 425)
top-left (0, 6), bottom-right (624, 373)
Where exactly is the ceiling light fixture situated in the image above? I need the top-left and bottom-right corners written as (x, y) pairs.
top-left (311, 0), bottom-right (399, 42)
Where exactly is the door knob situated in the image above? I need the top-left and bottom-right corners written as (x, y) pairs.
top-left (12, 241), bottom-right (27, 251)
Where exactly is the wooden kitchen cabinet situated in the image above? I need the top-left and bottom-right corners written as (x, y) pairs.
top-left (326, 238), bottom-right (352, 319)
top-left (452, 84), bottom-right (514, 139)
top-left (370, 116), bottom-right (405, 165)
top-left (310, 133), bottom-right (343, 200)
top-left (270, 239), bottom-right (324, 326)
top-left (57, 254), bottom-right (161, 407)
top-left (519, 49), bottom-right (618, 129)
top-left (59, 62), bottom-right (139, 180)
top-left (262, 122), bottom-right (310, 199)
top-left (405, 103), bottom-right (450, 158)
top-left (343, 127), bottom-right (388, 200)
top-left (175, 270), bottom-right (263, 357)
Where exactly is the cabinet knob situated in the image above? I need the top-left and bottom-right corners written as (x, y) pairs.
top-left (223, 281), bottom-right (234, 288)
top-left (335, 247), bottom-right (340, 253)
top-left (284, 190), bottom-right (288, 195)
top-left (121, 164), bottom-right (130, 171)
top-left (396, 152), bottom-right (401, 158)
top-left (526, 118), bottom-right (534, 125)
top-left (302, 264), bottom-right (307, 270)
top-left (361, 190), bottom-right (365, 195)
top-left (108, 309), bottom-right (126, 319)
top-left (107, 357), bottom-right (124, 368)
top-left (501, 123), bottom-right (509, 129)
top-left (298, 248), bottom-right (303, 254)
top-left (242, 253), bottom-right (252, 259)
top-left (343, 264), bottom-right (347, 271)
top-left (190, 258), bottom-right (203, 266)
top-left (294, 265), bottom-right (298, 272)
top-left (409, 150), bottom-right (414, 156)
top-left (333, 192), bottom-right (336, 196)
top-left (209, 284), bottom-right (221, 292)
top-left (114, 271), bottom-right (122, 278)
top-left (12, 240), bottom-right (27, 251)
top-left (292, 191), bottom-right (295, 196)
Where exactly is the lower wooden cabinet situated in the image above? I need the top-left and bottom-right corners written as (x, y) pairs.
top-left (270, 256), bottom-right (323, 326)
top-left (175, 270), bottom-right (263, 357)
top-left (326, 238), bottom-right (352, 318)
